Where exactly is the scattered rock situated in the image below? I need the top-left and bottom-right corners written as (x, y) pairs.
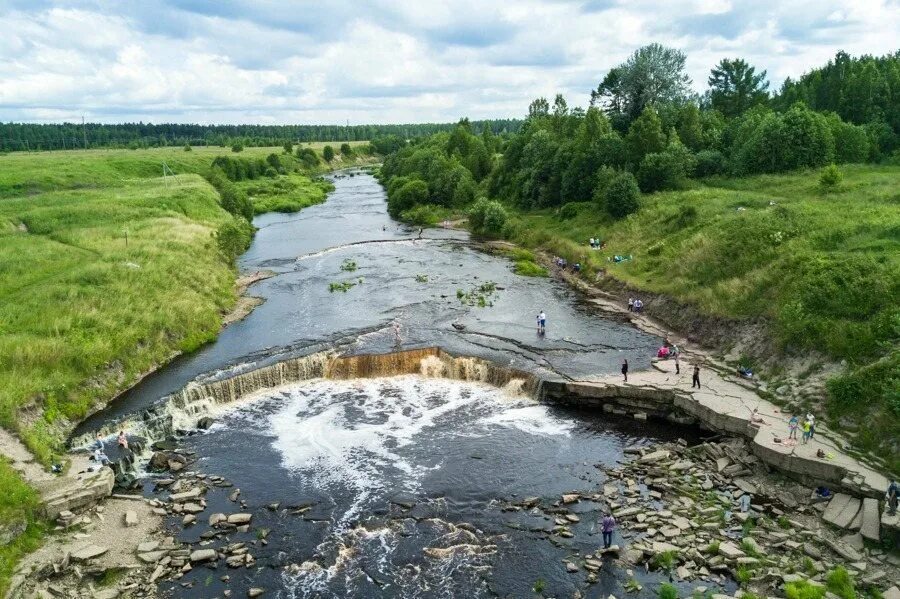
top-left (227, 513), bottom-right (252, 525)
top-left (190, 549), bottom-right (218, 563)
top-left (248, 588), bottom-right (265, 598)
top-left (123, 510), bottom-right (138, 527)
top-left (71, 545), bottom-right (109, 562)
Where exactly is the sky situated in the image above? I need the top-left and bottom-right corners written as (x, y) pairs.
top-left (1, 0), bottom-right (898, 125)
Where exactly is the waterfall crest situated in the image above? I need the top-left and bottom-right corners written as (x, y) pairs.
top-left (73, 347), bottom-right (541, 449)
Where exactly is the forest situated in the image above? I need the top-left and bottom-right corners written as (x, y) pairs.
top-left (0, 119), bottom-right (522, 153)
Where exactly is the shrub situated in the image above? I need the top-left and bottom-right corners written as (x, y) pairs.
top-left (785, 580), bottom-right (826, 599)
top-left (322, 145), bottom-right (335, 162)
top-left (388, 179), bottom-right (429, 217)
top-left (513, 260), bottom-right (548, 277)
top-left (694, 150), bottom-right (726, 176)
top-left (401, 204), bottom-right (442, 226)
top-left (214, 217), bottom-right (253, 263)
top-left (296, 147), bottom-right (319, 169)
top-left (604, 172), bottom-right (641, 219)
top-left (183, 144), bottom-right (192, 152)
top-left (283, 141), bottom-right (293, 154)
top-left (231, 143), bottom-right (243, 153)
top-left (559, 202), bottom-right (586, 220)
top-left (658, 583), bottom-right (678, 599)
top-left (819, 164), bottom-right (842, 188)
top-left (340, 143), bottom-right (353, 157)
top-left (638, 152), bottom-right (686, 192)
top-left (468, 197), bottom-right (509, 236)
top-left (826, 566), bottom-right (856, 599)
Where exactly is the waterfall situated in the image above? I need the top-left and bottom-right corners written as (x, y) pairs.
top-left (73, 347), bottom-right (542, 450)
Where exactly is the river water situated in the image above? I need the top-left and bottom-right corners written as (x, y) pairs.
top-left (81, 170), bottom-right (698, 598)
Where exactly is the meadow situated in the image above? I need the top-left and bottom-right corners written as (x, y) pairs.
top-left (0, 143), bottom-right (362, 592)
top-left (507, 165), bottom-right (900, 471)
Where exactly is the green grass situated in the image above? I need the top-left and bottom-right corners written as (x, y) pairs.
top-left (508, 165), bottom-right (900, 471)
top-left (827, 567), bottom-right (857, 599)
top-left (0, 144), bottom-right (358, 593)
top-left (0, 459), bottom-right (45, 596)
top-left (786, 580), bottom-right (826, 599)
top-left (238, 173), bottom-right (333, 214)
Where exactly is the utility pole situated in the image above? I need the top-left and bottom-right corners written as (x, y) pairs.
top-left (82, 115), bottom-right (88, 150)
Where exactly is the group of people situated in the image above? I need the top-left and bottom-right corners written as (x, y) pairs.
top-left (787, 413), bottom-right (817, 444)
top-left (90, 430), bottom-right (129, 469)
top-left (552, 256), bottom-right (582, 273)
top-left (588, 237), bottom-right (605, 250)
top-left (627, 298), bottom-right (644, 313)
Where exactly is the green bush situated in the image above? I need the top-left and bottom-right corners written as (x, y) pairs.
top-left (401, 204), bottom-right (443, 226)
top-left (388, 179), bottom-right (429, 216)
top-left (638, 152), bottom-right (686, 192)
top-left (214, 216), bottom-right (254, 263)
top-left (819, 164), bottom-right (842, 188)
top-left (826, 566), bottom-right (856, 599)
top-left (785, 580), bottom-right (826, 599)
top-left (231, 143), bottom-right (243, 153)
top-left (183, 144), bottom-right (192, 152)
top-left (340, 143), bottom-right (353, 157)
top-left (658, 583), bottom-right (678, 599)
top-left (323, 145), bottom-right (335, 162)
top-left (694, 150), bottom-right (726, 176)
top-left (469, 197), bottom-right (509, 236)
top-left (296, 147), bottom-right (320, 169)
top-left (604, 172), bottom-right (641, 218)
top-left (559, 202), bottom-right (589, 220)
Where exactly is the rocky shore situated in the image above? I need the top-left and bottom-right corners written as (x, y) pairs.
top-left (504, 436), bottom-right (899, 598)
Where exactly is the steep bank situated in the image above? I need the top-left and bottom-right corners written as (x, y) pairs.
top-left (0, 146), bottom-right (358, 593)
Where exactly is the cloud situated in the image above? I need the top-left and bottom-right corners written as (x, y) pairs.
top-left (0, 0), bottom-right (898, 124)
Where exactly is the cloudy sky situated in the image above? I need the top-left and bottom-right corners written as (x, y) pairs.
top-left (1, 0), bottom-right (898, 125)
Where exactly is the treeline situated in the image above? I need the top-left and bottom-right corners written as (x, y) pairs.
top-left (379, 46), bottom-right (898, 227)
top-left (0, 120), bottom-right (522, 153)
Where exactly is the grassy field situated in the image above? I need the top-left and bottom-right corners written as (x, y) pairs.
top-left (0, 144), bottom-right (359, 591)
top-left (0, 460), bottom-right (44, 596)
top-left (507, 164), bottom-right (900, 471)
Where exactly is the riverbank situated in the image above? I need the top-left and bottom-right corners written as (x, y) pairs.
top-left (0, 148), bottom-right (369, 595)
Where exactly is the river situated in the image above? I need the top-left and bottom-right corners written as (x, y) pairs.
top-left (79, 170), bottom-right (701, 598)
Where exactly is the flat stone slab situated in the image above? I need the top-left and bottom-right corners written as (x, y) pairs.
top-left (190, 549), bottom-right (217, 562)
top-left (639, 450), bottom-right (670, 464)
top-left (859, 498), bottom-right (880, 541)
top-left (718, 542), bottom-right (745, 559)
top-left (822, 494), bottom-right (861, 529)
top-left (71, 544), bottom-right (109, 562)
top-left (170, 487), bottom-right (203, 502)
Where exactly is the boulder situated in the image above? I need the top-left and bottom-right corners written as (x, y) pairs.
top-left (717, 542), bottom-right (745, 559)
top-left (209, 513), bottom-right (227, 526)
top-left (71, 544), bottom-right (108, 562)
top-left (859, 498), bottom-right (880, 542)
top-left (639, 450), bottom-right (670, 464)
top-left (881, 587), bottom-right (899, 599)
top-left (137, 541), bottom-right (159, 553)
top-left (123, 510), bottom-right (138, 527)
top-left (170, 487), bottom-right (203, 502)
top-left (190, 549), bottom-right (218, 563)
top-left (227, 513), bottom-right (252, 525)
top-left (822, 494), bottom-right (861, 530)
top-left (248, 589), bottom-right (265, 598)
top-left (197, 417), bottom-right (215, 430)
top-left (138, 551), bottom-right (166, 564)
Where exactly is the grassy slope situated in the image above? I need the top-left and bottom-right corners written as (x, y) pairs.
top-left (509, 165), bottom-right (900, 470)
top-left (0, 145), bottom-right (355, 591)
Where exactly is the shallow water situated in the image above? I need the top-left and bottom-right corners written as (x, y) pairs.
top-left (80, 170), bottom-right (696, 597)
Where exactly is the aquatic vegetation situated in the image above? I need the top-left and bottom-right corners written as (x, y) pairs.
top-left (415, 274), bottom-right (428, 283)
top-left (456, 281), bottom-right (499, 307)
top-left (340, 258), bottom-right (358, 272)
top-left (329, 281), bottom-right (357, 293)
top-left (658, 583), bottom-right (678, 599)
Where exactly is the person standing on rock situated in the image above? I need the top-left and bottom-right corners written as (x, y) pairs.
top-left (675, 353), bottom-right (680, 375)
top-left (887, 480), bottom-right (899, 515)
top-left (621, 359), bottom-right (628, 382)
top-left (788, 415), bottom-right (799, 440)
top-left (801, 419), bottom-right (811, 444)
top-left (806, 413), bottom-right (816, 439)
top-left (601, 512), bottom-right (616, 549)
top-left (692, 365), bottom-right (701, 388)
top-left (538, 311), bottom-right (546, 335)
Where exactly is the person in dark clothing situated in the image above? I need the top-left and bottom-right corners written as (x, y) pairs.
top-left (621, 359), bottom-right (628, 382)
top-left (600, 513), bottom-right (616, 548)
top-left (675, 354), bottom-right (680, 375)
top-left (692, 365), bottom-right (701, 388)
top-left (888, 480), bottom-right (899, 515)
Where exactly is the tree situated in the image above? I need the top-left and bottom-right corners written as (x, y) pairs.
top-left (528, 97), bottom-right (550, 119)
top-left (322, 145), bottom-right (335, 162)
top-left (707, 58), bottom-right (769, 118)
top-left (638, 152), bottom-right (685, 192)
top-left (819, 164), bottom-right (842, 188)
top-left (591, 44), bottom-right (693, 120)
top-left (388, 179), bottom-right (428, 216)
top-left (625, 107), bottom-right (667, 165)
top-left (340, 143), bottom-right (353, 157)
top-left (604, 172), bottom-right (640, 219)
top-left (283, 141), bottom-right (293, 154)
top-left (468, 197), bottom-right (508, 236)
